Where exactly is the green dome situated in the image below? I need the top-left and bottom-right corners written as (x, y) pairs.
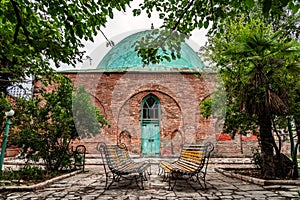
top-left (96, 30), bottom-right (205, 72)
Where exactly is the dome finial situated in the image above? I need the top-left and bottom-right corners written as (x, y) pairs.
top-left (151, 23), bottom-right (154, 30)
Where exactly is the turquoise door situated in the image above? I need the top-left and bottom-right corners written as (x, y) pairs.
top-left (141, 95), bottom-right (160, 157)
top-left (142, 122), bottom-right (160, 156)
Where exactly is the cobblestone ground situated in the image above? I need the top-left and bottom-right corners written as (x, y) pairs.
top-left (0, 164), bottom-right (299, 200)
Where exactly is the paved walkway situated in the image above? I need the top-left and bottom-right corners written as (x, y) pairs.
top-left (0, 160), bottom-right (299, 200)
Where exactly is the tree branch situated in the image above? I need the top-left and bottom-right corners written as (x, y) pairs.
top-left (272, 117), bottom-right (282, 154)
top-left (99, 29), bottom-right (114, 47)
top-left (10, 0), bottom-right (32, 44)
top-left (171, 0), bottom-right (195, 31)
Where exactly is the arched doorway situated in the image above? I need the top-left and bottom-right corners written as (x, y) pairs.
top-left (141, 94), bottom-right (160, 157)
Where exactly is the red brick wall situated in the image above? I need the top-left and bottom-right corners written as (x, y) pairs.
top-left (63, 71), bottom-right (262, 157)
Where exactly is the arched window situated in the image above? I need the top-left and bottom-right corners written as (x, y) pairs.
top-left (142, 95), bottom-right (160, 121)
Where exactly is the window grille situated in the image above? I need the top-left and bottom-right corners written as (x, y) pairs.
top-left (142, 96), bottom-right (160, 120)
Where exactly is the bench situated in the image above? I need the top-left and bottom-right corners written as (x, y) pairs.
top-left (159, 142), bottom-right (214, 190)
top-left (97, 142), bottom-right (150, 189)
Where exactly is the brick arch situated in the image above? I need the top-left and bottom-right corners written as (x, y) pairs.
top-left (116, 88), bottom-right (183, 133)
top-left (110, 72), bottom-right (201, 149)
top-left (115, 87), bottom-right (184, 155)
top-left (136, 84), bottom-right (182, 113)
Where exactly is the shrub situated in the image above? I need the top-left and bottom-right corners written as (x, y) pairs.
top-left (200, 98), bottom-right (212, 119)
top-left (0, 166), bottom-right (45, 184)
top-left (13, 75), bottom-right (106, 173)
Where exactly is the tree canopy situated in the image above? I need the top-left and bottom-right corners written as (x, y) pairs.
top-left (134, 0), bottom-right (299, 34)
top-left (132, 0), bottom-right (299, 64)
top-left (1, 0), bottom-right (299, 91)
top-left (201, 15), bottom-right (300, 178)
top-left (0, 0), bottom-right (132, 93)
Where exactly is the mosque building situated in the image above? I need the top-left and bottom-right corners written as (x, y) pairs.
top-left (61, 30), bottom-right (258, 157)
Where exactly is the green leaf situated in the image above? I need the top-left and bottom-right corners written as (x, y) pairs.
top-left (245, 0), bottom-right (255, 7)
top-left (204, 21), bottom-right (209, 29)
top-left (286, 63), bottom-right (300, 73)
top-left (159, 13), bottom-right (165, 19)
top-left (133, 9), bottom-right (141, 16)
top-left (262, 0), bottom-right (272, 16)
top-left (108, 8), bottom-right (113, 18)
top-left (198, 21), bottom-right (203, 28)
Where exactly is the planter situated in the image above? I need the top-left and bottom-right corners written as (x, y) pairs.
top-left (215, 167), bottom-right (300, 186)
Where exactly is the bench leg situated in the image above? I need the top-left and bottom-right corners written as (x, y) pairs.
top-left (158, 166), bottom-right (163, 176)
top-left (195, 172), bottom-right (209, 190)
top-left (135, 173), bottom-right (144, 189)
top-left (159, 168), bottom-right (169, 182)
top-left (104, 172), bottom-right (109, 189)
top-left (107, 173), bottom-right (121, 190)
top-left (143, 171), bottom-right (150, 181)
top-left (167, 173), bottom-right (177, 191)
top-left (103, 171), bottom-right (114, 190)
top-left (197, 173), bottom-right (207, 189)
top-left (104, 173), bottom-right (115, 190)
top-left (106, 179), bottom-right (114, 190)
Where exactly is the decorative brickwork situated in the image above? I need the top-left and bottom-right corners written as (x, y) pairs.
top-left (59, 71), bottom-right (271, 157)
top-left (65, 72), bottom-right (208, 155)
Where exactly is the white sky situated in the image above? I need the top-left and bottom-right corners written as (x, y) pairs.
top-left (58, 1), bottom-right (208, 71)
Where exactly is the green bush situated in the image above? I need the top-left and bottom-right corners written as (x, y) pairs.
top-left (200, 98), bottom-right (212, 119)
top-left (13, 75), bottom-right (106, 173)
top-left (0, 166), bottom-right (45, 184)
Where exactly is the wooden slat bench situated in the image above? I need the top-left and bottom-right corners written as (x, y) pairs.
top-left (159, 142), bottom-right (214, 190)
top-left (97, 142), bottom-right (150, 189)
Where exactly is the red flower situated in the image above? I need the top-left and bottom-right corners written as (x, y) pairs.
top-left (216, 134), bottom-right (232, 141)
top-left (242, 135), bottom-right (258, 141)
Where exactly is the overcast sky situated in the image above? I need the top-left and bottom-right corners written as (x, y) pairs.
top-left (58, 1), bottom-right (208, 71)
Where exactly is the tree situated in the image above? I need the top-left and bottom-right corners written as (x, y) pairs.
top-left (0, 0), bottom-right (131, 156)
top-left (134, 0), bottom-right (299, 34)
top-left (202, 16), bottom-right (300, 179)
top-left (0, 0), bottom-right (133, 94)
top-left (133, 0), bottom-right (299, 64)
top-left (284, 61), bottom-right (300, 178)
top-left (13, 75), bottom-right (107, 172)
top-left (1, 0), bottom-right (298, 90)
top-left (13, 75), bottom-right (76, 171)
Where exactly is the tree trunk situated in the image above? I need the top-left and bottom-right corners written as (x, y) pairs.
top-left (294, 118), bottom-right (300, 178)
top-left (259, 113), bottom-right (276, 179)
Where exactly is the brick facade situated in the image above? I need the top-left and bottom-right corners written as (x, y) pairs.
top-left (63, 71), bottom-right (260, 157)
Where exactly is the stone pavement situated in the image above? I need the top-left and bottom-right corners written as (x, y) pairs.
top-left (0, 159), bottom-right (299, 200)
